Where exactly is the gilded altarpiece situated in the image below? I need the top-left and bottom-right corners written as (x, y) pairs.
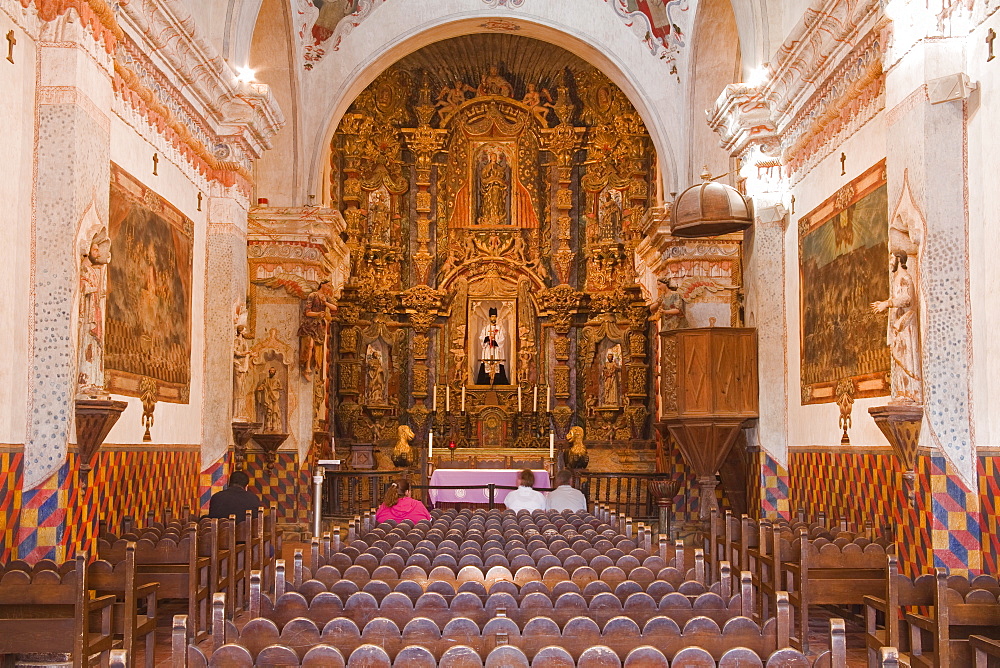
top-left (326, 35), bottom-right (658, 473)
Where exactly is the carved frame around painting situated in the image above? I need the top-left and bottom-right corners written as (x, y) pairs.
top-left (105, 164), bottom-right (194, 403)
top-left (798, 160), bottom-right (890, 405)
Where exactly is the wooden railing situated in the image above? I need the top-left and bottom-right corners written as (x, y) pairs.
top-left (321, 469), bottom-right (680, 522)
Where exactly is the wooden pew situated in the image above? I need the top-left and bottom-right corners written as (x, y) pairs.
top-left (0, 553), bottom-right (116, 667)
top-left (785, 529), bottom-right (893, 652)
top-left (905, 568), bottom-right (1000, 667)
top-left (88, 542), bottom-right (159, 668)
top-left (100, 523), bottom-right (212, 641)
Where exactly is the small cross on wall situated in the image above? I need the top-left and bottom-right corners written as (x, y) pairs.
top-left (152, 152), bottom-right (158, 176)
top-left (988, 28), bottom-right (996, 63)
top-left (840, 152), bottom-right (847, 176)
top-left (5, 30), bottom-right (15, 64)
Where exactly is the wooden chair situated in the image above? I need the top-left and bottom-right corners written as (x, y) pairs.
top-left (970, 634), bottom-right (1000, 668)
top-left (0, 553), bottom-right (116, 667)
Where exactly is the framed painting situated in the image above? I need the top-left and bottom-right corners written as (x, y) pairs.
top-left (105, 164), bottom-right (194, 403)
top-left (799, 160), bottom-right (890, 405)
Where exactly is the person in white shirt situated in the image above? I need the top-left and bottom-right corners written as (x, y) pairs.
top-left (545, 469), bottom-right (588, 512)
top-left (504, 469), bottom-right (546, 513)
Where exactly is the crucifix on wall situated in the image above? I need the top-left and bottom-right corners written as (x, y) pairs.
top-left (5, 30), bottom-right (15, 64)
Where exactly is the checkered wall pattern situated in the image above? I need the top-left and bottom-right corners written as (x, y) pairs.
top-left (200, 453), bottom-right (230, 513)
top-left (927, 454), bottom-right (982, 576)
top-left (1, 448), bottom-right (199, 563)
top-left (0, 452), bottom-right (23, 563)
top-left (244, 451), bottom-right (311, 524)
top-left (760, 453), bottom-right (790, 520)
top-left (980, 456), bottom-right (1000, 575)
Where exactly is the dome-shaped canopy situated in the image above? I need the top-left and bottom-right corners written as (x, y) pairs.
top-left (671, 173), bottom-right (754, 238)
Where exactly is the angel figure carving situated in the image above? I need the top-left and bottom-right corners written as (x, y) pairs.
top-left (252, 274), bottom-right (338, 380)
top-left (392, 424), bottom-right (415, 467)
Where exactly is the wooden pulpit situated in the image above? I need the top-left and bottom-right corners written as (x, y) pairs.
top-left (659, 327), bottom-right (758, 519)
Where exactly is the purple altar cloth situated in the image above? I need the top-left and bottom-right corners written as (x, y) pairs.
top-left (428, 469), bottom-right (551, 506)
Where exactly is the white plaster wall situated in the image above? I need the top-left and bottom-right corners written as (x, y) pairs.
top-left (783, 111), bottom-right (890, 449)
top-left (102, 115), bottom-right (208, 446)
top-left (283, 0), bottom-right (688, 206)
top-left (0, 13), bottom-right (33, 444)
top-left (967, 10), bottom-right (1000, 450)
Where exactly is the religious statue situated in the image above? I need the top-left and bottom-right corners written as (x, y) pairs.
top-left (598, 189), bottom-right (623, 240)
top-left (365, 346), bottom-right (387, 405)
top-left (77, 227), bottom-right (111, 396)
top-left (522, 83), bottom-right (554, 125)
top-left (600, 350), bottom-right (621, 407)
top-left (367, 189), bottom-right (391, 244)
top-left (657, 277), bottom-right (689, 330)
top-left (476, 307), bottom-right (509, 385)
top-left (871, 251), bottom-right (922, 404)
top-left (565, 425), bottom-right (589, 470)
top-left (298, 280), bottom-right (337, 379)
top-left (255, 367), bottom-right (284, 433)
top-left (232, 323), bottom-right (253, 419)
top-left (478, 65), bottom-right (512, 97)
top-left (477, 149), bottom-right (509, 226)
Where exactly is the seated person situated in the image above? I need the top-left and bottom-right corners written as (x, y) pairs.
top-left (375, 479), bottom-right (431, 524)
top-left (545, 469), bottom-right (588, 512)
top-left (208, 470), bottom-right (261, 522)
top-left (504, 469), bottom-right (546, 513)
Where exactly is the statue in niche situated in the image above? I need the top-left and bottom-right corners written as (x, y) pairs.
top-left (598, 189), bottom-right (623, 240)
top-left (255, 366), bottom-right (284, 433)
top-left (450, 324), bottom-right (468, 385)
top-left (476, 307), bottom-right (510, 385)
top-left (656, 277), bottom-right (689, 330)
top-left (871, 251), bottom-right (921, 404)
top-left (522, 83), bottom-right (554, 125)
top-left (600, 347), bottom-right (622, 407)
top-left (367, 189), bottom-right (391, 245)
top-left (365, 345), bottom-right (387, 405)
top-left (233, 323), bottom-right (253, 420)
top-left (477, 147), bottom-right (510, 226)
top-left (478, 65), bottom-right (512, 97)
top-left (298, 280), bottom-right (337, 379)
top-left (77, 227), bottom-right (112, 396)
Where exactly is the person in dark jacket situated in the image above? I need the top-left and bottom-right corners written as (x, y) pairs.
top-left (208, 470), bottom-right (261, 522)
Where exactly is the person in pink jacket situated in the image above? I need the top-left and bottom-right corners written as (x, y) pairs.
top-left (375, 478), bottom-right (431, 524)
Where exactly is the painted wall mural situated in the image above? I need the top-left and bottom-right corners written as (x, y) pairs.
top-left (304, 0), bottom-right (388, 68)
top-left (799, 161), bottom-right (889, 405)
top-left (106, 164), bottom-right (194, 403)
top-left (604, 0), bottom-right (689, 63)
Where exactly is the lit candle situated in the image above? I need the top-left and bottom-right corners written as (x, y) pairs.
top-left (446, 386), bottom-right (451, 413)
top-left (461, 385), bottom-right (466, 413)
top-left (428, 432), bottom-right (434, 457)
top-left (432, 384), bottom-right (437, 412)
top-left (549, 432), bottom-right (555, 458)
top-left (546, 386), bottom-right (551, 412)
top-left (518, 386), bottom-right (522, 412)
top-left (533, 385), bottom-right (538, 413)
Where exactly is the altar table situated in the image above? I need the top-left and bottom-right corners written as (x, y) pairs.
top-left (428, 469), bottom-right (550, 506)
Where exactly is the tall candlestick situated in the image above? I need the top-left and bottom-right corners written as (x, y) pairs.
top-left (446, 386), bottom-right (451, 413)
top-left (518, 386), bottom-right (522, 412)
top-left (433, 384), bottom-right (437, 412)
top-left (428, 432), bottom-right (434, 458)
top-left (549, 432), bottom-right (555, 458)
top-left (533, 385), bottom-right (538, 413)
top-left (461, 385), bottom-right (466, 412)
top-left (546, 386), bottom-right (551, 412)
